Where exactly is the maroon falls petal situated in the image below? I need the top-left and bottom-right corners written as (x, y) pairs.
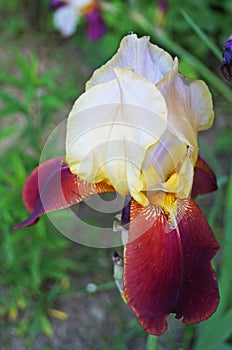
top-left (172, 198), bottom-right (219, 324)
top-left (123, 198), bottom-right (219, 335)
top-left (192, 156), bottom-right (217, 198)
top-left (14, 157), bottom-right (114, 229)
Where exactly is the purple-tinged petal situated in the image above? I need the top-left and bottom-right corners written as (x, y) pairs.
top-left (123, 198), bottom-right (219, 335)
top-left (49, 0), bottom-right (66, 10)
top-left (84, 7), bottom-right (106, 41)
top-left (221, 34), bottom-right (232, 81)
top-left (14, 157), bottom-right (114, 229)
top-left (192, 156), bottom-right (217, 198)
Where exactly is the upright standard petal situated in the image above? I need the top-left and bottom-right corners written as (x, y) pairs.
top-left (157, 58), bottom-right (214, 154)
top-left (66, 67), bottom-right (167, 205)
top-left (124, 198), bottom-right (219, 335)
top-left (86, 34), bottom-right (174, 89)
top-left (14, 157), bottom-right (114, 229)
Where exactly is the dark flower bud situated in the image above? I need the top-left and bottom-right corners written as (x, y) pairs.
top-left (221, 34), bottom-right (232, 81)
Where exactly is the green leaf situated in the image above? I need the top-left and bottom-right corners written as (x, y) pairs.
top-left (15, 52), bottom-right (39, 85)
top-left (213, 343), bottom-right (232, 350)
top-left (215, 129), bottom-right (232, 154)
top-left (0, 90), bottom-right (28, 114)
top-left (131, 12), bottom-right (232, 103)
top-left (38, 314), bottom-right (54, 336)
top-left (194, 309), bottom-right (232, 350)
top-left (180, 10), bottom-right (222, 61)
top-left (217, 172), bottom-right (232, 314)
top-left (193, 172), bottom-right (232, 350)
top-left (0, 72), bottom-right (23, 88)
top-left (0, 126), bottom-right (19, 140)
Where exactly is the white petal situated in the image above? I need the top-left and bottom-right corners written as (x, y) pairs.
top-left (66, 68), bottom-right (167, 204)
top-left (70, 0), bottom-right (92, 9)
top-left (53, 7), bottom-right (78, 37)
top-left (86, 34), bottom-right (174, 90)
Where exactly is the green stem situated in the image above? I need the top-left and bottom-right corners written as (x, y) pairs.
top-left (146, 334), bottom-right (158, 350)
top-left (217, 170), bottom-right (232, 314)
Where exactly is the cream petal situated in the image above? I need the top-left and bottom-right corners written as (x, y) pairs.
top-left (142, 128), bottom-right (187, 182)
top-left (157, 57), bottom-right (214, 153)
top-left (140, 132), bottom-right (192, 197)
top-left (66, 68), bottom-right (167, 203)
top-left (86, 34), bottom-right (174, 90)
top-left (175, 154), bottom-right (194, 198)
top-left (189, 80), bottom-right (214, 131)
top-left (161, 153), bottom-right (194, 199)
top-left (157, 58), bottom-right (198, 162)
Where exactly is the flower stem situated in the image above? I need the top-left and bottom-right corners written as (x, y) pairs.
top-left (146, 334), bottom-right (158, 350)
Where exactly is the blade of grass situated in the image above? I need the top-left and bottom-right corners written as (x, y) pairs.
top-left (194, 309), bottom-right (232, 350)
top-left (180, 10), bottom-right (222, 61)
top-left (217, 170), bottom-right (232, 314)
top-left (131, 11), bottom-right (232, 103)
top-left (193, 171), bottom-right (232, 350)
top-left (213, 343), bottom-right (232, 350)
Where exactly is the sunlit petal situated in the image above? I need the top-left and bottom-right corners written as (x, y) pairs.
top-left (157, 57), bottom-right (214, 162)
top-left (86, 34), bottom-right (174, 89)
top-left (66, 67), bottom-right (167, 205)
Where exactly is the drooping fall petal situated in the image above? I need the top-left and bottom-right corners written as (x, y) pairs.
top-left (192, 155), bottom-right (217, 198)
top-left (14, 157), bottom-right (114, 229)
top-left (124, 198), bottom-right (219, 335)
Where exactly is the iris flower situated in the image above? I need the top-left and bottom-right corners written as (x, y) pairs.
top-left (15, 34), bottom-right (219, 335)
top-left (50, 0), bottom-right (105, 40)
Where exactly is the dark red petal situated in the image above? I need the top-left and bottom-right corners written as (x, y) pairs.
top-left (123, 198), bottom-right (219, 335)
top-left (192, 156), bottom-right (217, 198)
top-left (21, 157), bottom-right (63, 213)
top-left (14, 157), bottom-right (114, 229)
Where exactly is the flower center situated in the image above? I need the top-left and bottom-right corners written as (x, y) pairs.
top-left (148, 191), bottom-right (178, 230)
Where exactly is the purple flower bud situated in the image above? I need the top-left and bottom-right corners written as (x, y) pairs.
top-left (158, 0), bottom-right (167, 13)
top-left (221, 34), bottom-right (232, 81)
top-left (84, 7), bottom-right (106, 41)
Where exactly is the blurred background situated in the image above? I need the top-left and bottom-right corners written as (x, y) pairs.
top-left (0, 1), bottom-right (232, 349)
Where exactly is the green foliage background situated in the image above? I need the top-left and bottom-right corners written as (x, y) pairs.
top-left (0, 0), bottom-right (231, 349)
